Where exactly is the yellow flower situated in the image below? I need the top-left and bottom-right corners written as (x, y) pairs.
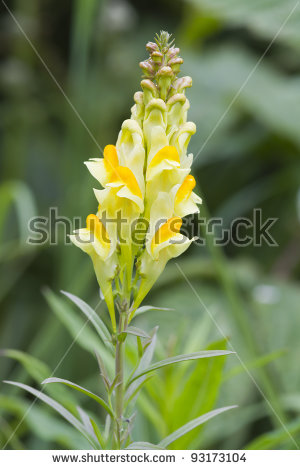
top-left (85, 123), bottom-right (145, 250)
top-left (130, 192), bottom-right (197, 319)
top-left (173, 174), bottom-right (202, 217)
top-left (70, 214), bottom-right (117, 331)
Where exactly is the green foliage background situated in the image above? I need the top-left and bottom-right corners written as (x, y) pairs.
top-left (1, 0), bottom-right (300, 450)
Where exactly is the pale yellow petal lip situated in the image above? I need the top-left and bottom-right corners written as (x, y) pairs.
top-left (84, 159), bottom-right (107, 186)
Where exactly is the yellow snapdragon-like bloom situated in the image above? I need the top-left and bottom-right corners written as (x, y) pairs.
top-left (70, 31), bottom-right (201, 325)
top-left (70, 214), bottom-right (117, 331)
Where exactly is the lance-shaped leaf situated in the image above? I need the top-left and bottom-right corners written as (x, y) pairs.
top-left (0, 349), bottom-right (51, 383)
top-left (43, 289), bottom-right (113, 368)
top-left (126, 441), bottom-right (165, 450)
top-left (125, 375), bottom-right (153, 408)
top-left (127, 350), bottom-right (235, 386)
top-left (90, 418), bottom-right (105, 449)
top-left (95, 351), bottom-right (111, 390)
top-left (124, 326), bottom-right (150, 339)
top-left (159, 406), bottom-right (238, 448)
top-left (125, 327), bottom-right (158, 402)
top-left (77, 406), bottom-right (99, 444)
top-left (61, 290), bottom-right (114, 353)
top-left (3, 381), bottom-right (98, 449)
top-left (134, 305), bottom-right (174, 317)
top-left (42, 377), bottom-right (114, 418)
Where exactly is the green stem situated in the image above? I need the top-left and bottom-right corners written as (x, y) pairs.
top-left (114, 260), bottom-right (131, 448)
top-left (115, 317), bottom-right (125, 447)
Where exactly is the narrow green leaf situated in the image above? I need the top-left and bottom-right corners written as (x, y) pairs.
top-left (124, 326), bottom-right (150, 339)
top-left (124, 375), bottom-right (153, 408)
top-left (42, 377), bottom-right (114, 418)
top-left (90, 418), bottom-right (105, 449)
top-left (0, 349), bottom-right (50, 383)
top-left (134, 305), bottom-right (174, 317)
top-left (0, 180), bottom-right (37, 244)
top-left (0, 394), bottom-right (85, 449)
top-left (246, 417), bottom-right (300, 450)
top-left (95, 351), bottom-right (111, 390)
top-left (61, 290), bottom-right (114, 353)
top-left (137, 336), bottom-right (143, 358)
top-left (224, 349), bottom-right (286, 381)
top-left (77, 406), bottom-right (99, 445)
top-left (170, 338), bottom-right (229, 449)
top-left (159, 406), bottom-right (237, 448)
top-left (103, 415), bottom-right (111, 443)
top-left (3, 381), bottom-right (97, 449)
top-left (128, 350), bottom-right (235, 385)
top-left (126, 441), bottom-right (165, 450)
top-left (43, 288), bottom-right (113, 368)
top-left (125, 327), bottom-right (158, 399)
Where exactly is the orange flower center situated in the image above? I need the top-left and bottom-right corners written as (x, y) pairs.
top-left (151, 216), bottom-right (182, 253)
top-left (175, 175), bottom-right (196, 204)
top-left (149, 146), bottom-right (180, 169)
top-left (86, 214), bottom-right (109, 244)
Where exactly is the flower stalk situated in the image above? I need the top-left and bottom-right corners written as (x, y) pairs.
top-left (4, 31), bottom-right (237, 451)
top-left (69, 31), bottom-right (203, 446)
top-left (68, 31), bottom-right (215, 448)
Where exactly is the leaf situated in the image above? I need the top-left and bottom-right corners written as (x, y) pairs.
top-left (42, 377), bottom-right (114, 418)
top-left (186, 0), bottom-right (300, 52)
top-left (125, 328), bottom-right (158, 402)
top-left (61, 290), bottom-right (114, 353)
top-left (0, 394), bottom-right (85, 450)
top-left (170, 339), bottom-right (230, 449)
top-left (246, 417), bottom-right (300, 450)
top-left (126, 441), bottom-right (165, 450)
top-left (159, 406), bottom-right (237, 448)
top-left (224, 349), bottom-right (286, 381)
top-left (0, 349), bottom-right (51, 383)
top-left (90, 418), bottom-right (105, 449)
top-left (95, 351), bottom-right (111, 390)
top-left (0, 349), bottom-right (78, 413)
top-left (128, 350), bottom-right (235, 385)
top-left (43, 288), bottom-right (113, 368)
top-left (3, 381), bottom-right (98, 449)
top-left (77, 406), bottom-right (98, 442)
top-left (124, 375), bottom-right (153, 408)
top-left (134, 305), bottom-right (174, 317)
top-left (0, 180), bottom-right (37, 244)
top-left (186, 45), bottom-right (300, 157)
top-left (124, 326), bottom-right (150, 339)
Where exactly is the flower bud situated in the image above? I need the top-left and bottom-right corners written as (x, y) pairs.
top-left (139, 61), bottom-right (155, 77)
top-left (168, 57), bottom-right (183, 74)
top-left (156, 66), bottom-right (173, 100)
top-left (141, 79), bottom-right (158, 105)
top-left (146, 41), bottom-right (159, 53)
top-left (151, 51), bottom-right (163, 65)
top-left (170, 76), bottom-right (192, 96)
top-left (167, 46), bottom-right (180, 60)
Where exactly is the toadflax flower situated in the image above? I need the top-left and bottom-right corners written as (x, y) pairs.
top-left (70, 30), bottom-right (202, 322)
top-left (6, 32), bottom-right (236, 453)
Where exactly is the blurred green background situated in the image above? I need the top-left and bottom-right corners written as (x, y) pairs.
top-left (1, 0), bottom-right (300, 450)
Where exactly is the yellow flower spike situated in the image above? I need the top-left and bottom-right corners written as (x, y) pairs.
top-left (103, 144), bottom-right (119, 174)
top-left (72, 32), bottom-right (200, 330)
top-left (148, 145), bottom-right (180, 169)
top-left (110, 166), bottom-right (143, 199)
top-left (175, 174), bottom-right (196, 205)
top-left (151, 216), bottom-right (182, 255)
